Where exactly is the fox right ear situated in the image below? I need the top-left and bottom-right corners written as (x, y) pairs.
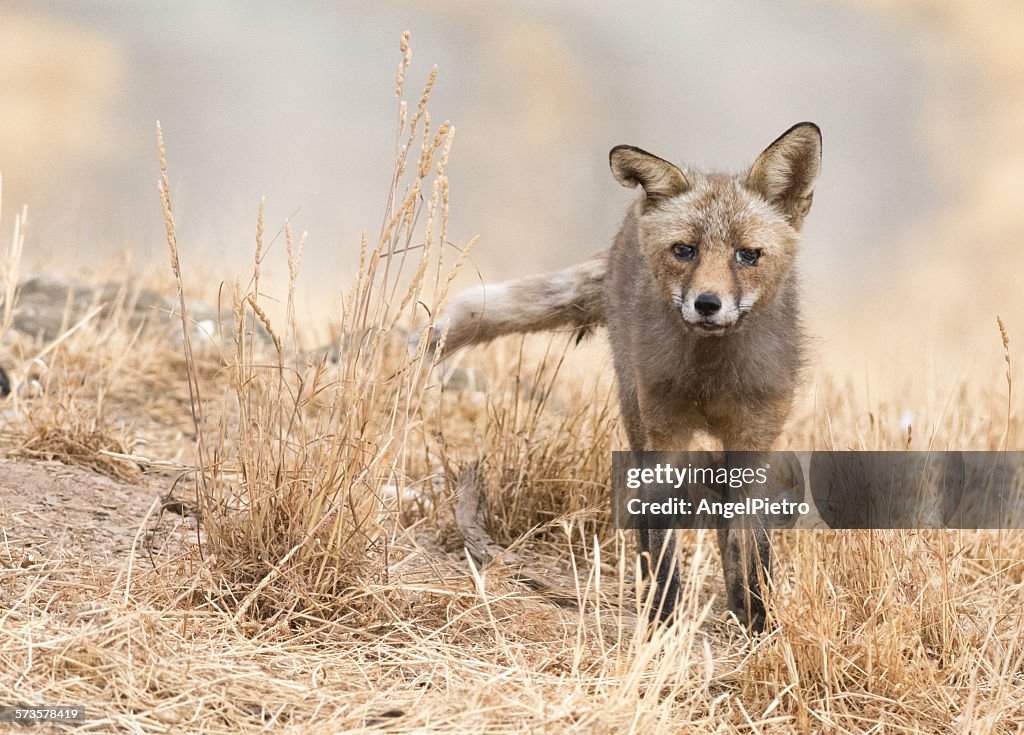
top-left (609, 145), bottom-right (689, 200)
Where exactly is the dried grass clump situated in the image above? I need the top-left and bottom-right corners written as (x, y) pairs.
top-left (158, 33), bottom-right (467, 620)
top-left (0, 180), bottom-right (195, 480)
top-left (10, 395), bottom-right (139, 481)
top-left (737, 528), bottom-right (1024, 732)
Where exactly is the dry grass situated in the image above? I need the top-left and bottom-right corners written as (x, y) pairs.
top-left (155, 31), bottom-right (464, 622)
top-left (1, 33), bottom-right (1023, 735)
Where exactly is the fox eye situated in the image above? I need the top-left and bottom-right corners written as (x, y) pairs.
top-left (736, 248), bottom-right (762, 266)
top-left (670, 242), bottom-right (696, 261)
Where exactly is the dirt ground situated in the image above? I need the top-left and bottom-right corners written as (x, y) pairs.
top-left (0, 460), bottom-right (194, 573)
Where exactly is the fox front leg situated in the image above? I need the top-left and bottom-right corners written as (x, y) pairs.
top-left (718, 423), bottom-right (784, 633)
top-left (636, 418), bottom-right (695, 624)
top-left (716, 523), bottom-right (771, 633)
top-left (716, 452), bottom-right (778, 634)
top-left (638, 528), bottom-right (684, 624)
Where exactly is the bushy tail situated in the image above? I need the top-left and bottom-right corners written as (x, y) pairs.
top-left (412, 252), bottom-right (607, 356)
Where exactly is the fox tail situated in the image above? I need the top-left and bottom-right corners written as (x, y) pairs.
top-left (412, 252), bottom-right (607, 356)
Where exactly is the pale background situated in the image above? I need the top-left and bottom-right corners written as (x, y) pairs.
top-left (1, 0), bottom-right (1021, 373)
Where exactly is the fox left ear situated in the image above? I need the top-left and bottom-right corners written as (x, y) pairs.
top-left (745, 122), bottom-right (822, 230)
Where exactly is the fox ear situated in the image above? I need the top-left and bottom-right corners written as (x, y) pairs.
top-left (746, 122), bottom-right (822, 229)
top-left (609, 145), bottom-right (689, 200)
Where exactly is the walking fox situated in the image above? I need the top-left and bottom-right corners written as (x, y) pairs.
top-left (419, 123), bottom-right (822, 631)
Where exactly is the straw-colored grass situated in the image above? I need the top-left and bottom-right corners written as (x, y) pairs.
top-left (1, 33), bottom-right (1022, 735)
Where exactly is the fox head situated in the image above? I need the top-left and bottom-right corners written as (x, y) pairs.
top-left (610, 123), bottom-right (821, 336)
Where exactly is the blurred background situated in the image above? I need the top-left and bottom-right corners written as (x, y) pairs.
top-left (1, 0), bottom-right (1021, 373)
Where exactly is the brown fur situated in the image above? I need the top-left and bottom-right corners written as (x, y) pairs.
top-left (416, 123), bottom-right (822, 631)
top-left (421, 255), bottom-right (606, 353)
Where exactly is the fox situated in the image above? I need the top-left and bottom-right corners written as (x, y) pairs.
top-left (417, 123), bottom-right (822, 632)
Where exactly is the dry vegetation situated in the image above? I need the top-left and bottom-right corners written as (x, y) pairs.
top-left (1, 34), bottom-right (1023, 735)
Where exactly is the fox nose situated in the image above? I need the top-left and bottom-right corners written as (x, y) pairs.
top-left (693, 293), bottom-right (722, 316)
